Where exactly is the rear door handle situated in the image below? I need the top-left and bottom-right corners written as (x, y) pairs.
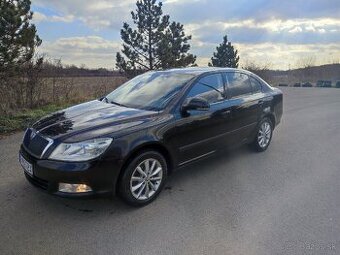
top-left (221, 110), bottom-right (231, 118)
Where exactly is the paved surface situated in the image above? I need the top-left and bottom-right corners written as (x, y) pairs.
top-left (1, 87), bottom-right (340, 255)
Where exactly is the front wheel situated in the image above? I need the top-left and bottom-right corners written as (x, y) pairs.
top-left (251, 117), bottom-right (273, 152)
top-left (118, 150), bottom-right (167, 206)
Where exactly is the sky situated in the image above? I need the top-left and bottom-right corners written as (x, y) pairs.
top-left (31, 0), bottom-right (340, 70)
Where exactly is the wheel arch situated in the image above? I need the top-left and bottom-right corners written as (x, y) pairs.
top-left (263, 113), bottom-right (276, 129)
top-left (115, 142), bottom-right (174, 193)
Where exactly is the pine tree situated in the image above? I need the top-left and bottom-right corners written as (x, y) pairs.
top-left (116, 0), bottom-right (169, 73)
top-left (209, 35), bottom-right (239, 68)
top-left (0, 0), bottom-right (43, 110)
top-left (157, 22), bottom-right (196, 69)
top-left (0, 0), bottom-right (41, 72)
top-left (116, 0), bottom-right (195, 75)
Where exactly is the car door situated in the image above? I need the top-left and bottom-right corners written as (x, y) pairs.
top-left (174, 73), bottom-right (234, 165)
top-left (223, 72), bottom-right (262, 144)
top-left (248, 75), bottom-right (268, 120)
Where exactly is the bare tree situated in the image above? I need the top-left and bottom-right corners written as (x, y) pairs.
top-left (243, 60), bottom-right (273, 82)
top-left (295, 55), bottom-right (316, 82)
top-left (43, 58), bottom-right (63, 103)
top-left (295, 56), bottom-right (316, 69)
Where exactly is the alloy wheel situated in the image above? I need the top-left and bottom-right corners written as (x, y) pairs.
top-left (130, 158), bottom-right (163, 200)
top-left (257, 121), bottom-right (272, 148)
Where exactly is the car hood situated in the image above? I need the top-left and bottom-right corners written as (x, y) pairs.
top-left (32, 100), bottom-right (159, 142)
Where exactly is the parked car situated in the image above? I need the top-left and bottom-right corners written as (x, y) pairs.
top-left (293, 83), bottom-right (301, 87)
top-left (19, 67), bottom-right (283, 206)
top-left (317, 80), bottom-right (332, 87)
top-left (336, 81), bottom-right (340, 88)
top-left (278, 83), bottom-right (288, 87)
top-left (302, 82), bottom-right (313, 87)
top-left (323, 81), bottom-right (332, 87)
top-left (316, 80), bottom-right (324, 87)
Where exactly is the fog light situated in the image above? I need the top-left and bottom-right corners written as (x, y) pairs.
top-left (58, 183), bottom-right (92, 193)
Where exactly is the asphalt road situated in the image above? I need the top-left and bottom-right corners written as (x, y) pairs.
top-left (1, 87), bottom-right (340, 255)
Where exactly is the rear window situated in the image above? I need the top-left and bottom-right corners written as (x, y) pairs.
top-left (249, 77), bottom-right (262, 93)
top-left (225, 72), bottom-right (252, 98)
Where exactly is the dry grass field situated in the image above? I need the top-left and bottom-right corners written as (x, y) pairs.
top-left (39, 76), bottom-right (127, 104)
top-left (1, 64), bottom-right (339, 135)
top-left (0, 76), bottom-right (127, 135)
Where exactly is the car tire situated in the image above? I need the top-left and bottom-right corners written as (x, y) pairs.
top-left (118, 150), bottom-right (168, 206)
top-left (251, 117), bottom-right (273, 152)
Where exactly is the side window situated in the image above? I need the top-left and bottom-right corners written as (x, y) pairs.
top-left (249, 76), bottom-right (262, 93)
top-left (225, 72), bottom-right (252, 98)
top-left (186, 74), bottom-right (224, 104)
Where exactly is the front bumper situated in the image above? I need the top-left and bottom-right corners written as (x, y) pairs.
top-left (20, 145), bottom-right (122, 198)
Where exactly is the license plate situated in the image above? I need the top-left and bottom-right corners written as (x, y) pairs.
top-left (19, 153), bottom-right (33, 176)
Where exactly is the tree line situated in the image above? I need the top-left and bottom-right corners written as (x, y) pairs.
top-left (0, 0), bottom-right (240, 113)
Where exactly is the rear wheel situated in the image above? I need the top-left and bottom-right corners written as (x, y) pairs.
top-left (251, 117), bottom-right (273, 152)
top-left (118, 150), bottom-right (167, 206)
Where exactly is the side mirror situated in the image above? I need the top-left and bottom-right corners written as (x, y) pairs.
top-left (181, 97), bottom-right (210, 113)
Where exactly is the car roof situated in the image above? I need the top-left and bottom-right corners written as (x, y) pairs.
top-left (155, 67), bottom-right (252, 77)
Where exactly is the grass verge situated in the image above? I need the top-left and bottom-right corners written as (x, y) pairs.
top-left (0, 103), bottom-right (72, 137)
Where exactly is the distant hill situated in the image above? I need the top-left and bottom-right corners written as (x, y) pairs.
top-left (40, 62), bottom-right (340, 86)
top-left (265, 64), bottom-right (340, 86)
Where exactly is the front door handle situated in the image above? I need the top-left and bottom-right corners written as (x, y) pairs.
top-left (221, 110), bottom-right (231, 118)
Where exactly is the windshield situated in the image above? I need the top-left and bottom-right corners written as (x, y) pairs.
top-left (105, 72), bottom-right (195, 111)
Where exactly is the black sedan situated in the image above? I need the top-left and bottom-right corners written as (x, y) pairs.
top-left (19, 67), bottom-right (283, 206)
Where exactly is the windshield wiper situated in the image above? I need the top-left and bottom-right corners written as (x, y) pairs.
top-left (110, 101), bottom-right (127, 107)
top-left (102, 97), bottom-right (127, 107)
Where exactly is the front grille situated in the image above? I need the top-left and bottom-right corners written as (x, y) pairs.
top-left (25, 173), bottom-right (49, 190)
top-left (20, 145), bottom-right (36, 161)
top-left (22, 128), bottom-right (53, 158)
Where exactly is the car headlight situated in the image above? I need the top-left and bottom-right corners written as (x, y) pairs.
top-left (49, 138), bottom-right (113, 162)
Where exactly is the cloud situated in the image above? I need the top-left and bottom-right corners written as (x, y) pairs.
top-left (181, 17), bottom-right (340, 59)
top-left (195, 42), bottom-right (340, 69)
top-left (163, 0), bottom-right (340, 23)
top-left (33, 0), bottom-right (135, 29)
top-left (39, 36), bottom-right (121, 68)
top-left (32, 11), bottom-right (74, 23)
top-left (32, 0), bottom-right (340, 32)
top-left (31, 0), bottom-right (340, 69)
